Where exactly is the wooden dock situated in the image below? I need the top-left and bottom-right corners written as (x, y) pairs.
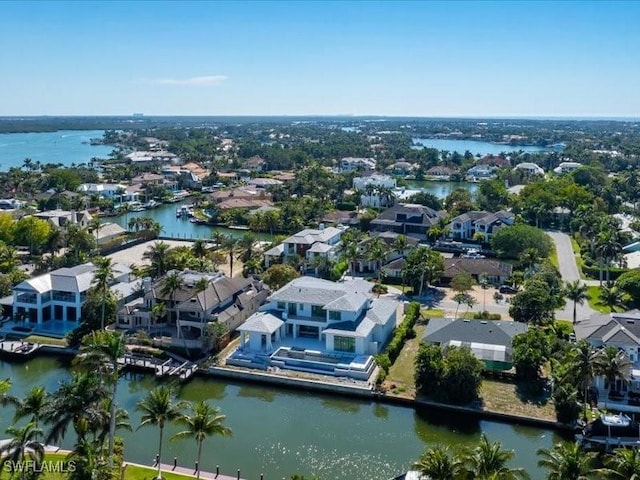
top-left (0, 341), bottom-right (41, 360)
top-left (118, 354), bottom-right (198, 381)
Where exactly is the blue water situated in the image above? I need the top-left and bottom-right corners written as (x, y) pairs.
top-left (412, 138), bottom-right (550, 156)
top-left (0, 130), bottom-right (114, 170)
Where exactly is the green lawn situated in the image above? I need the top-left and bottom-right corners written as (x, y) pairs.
top-left (480, 379), bottom-right (555, 421)
top-left (123, 464), bottom-right (203, 480)
top-left (420, 308), bottom-right (445, 318)
top-left (570, 237), bottom-right (588, 280)
top-left (23, 335), bottom-right (68, 347)
top-left (586, 286), bottom-right (612, 313)
top-left (548, 245), bottom-right (559, 269)
top-left (385, 324), bottom-right (427, 397)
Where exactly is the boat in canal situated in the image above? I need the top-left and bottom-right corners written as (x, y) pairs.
top-left (576, 413), bottom-right (640, 450)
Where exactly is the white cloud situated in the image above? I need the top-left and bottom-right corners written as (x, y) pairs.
top-left (154, 75), bottom-right (228, 87)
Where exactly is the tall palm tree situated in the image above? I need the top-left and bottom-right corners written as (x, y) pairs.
top-left (365, 237), bottom-right (388, 277)
top-left (413, 445), bottom-right (466, 480)
top-left (46, 227), bottom-right (65, 258)
top-left (75, 331), bottom-right (126, 466)
top-left (194, 277), bottom-right (210, 331)
top-left (564, 280), bottom-right (588, 325)
top-left (593, 346), bottom-right (632, 409)
top-left (137, 386), bottom-right (188, 480)
top-left (14, 386), bottom-right (48, 434)
top-left (161, 271), bottom-right (184, 338)
top-left (0, 378), bottom-right (17, 408)
top-left (92, 257), bottom-right (114, 330)
top-left (569, 340), bottom-right (598, 421)
top-left (466, 434), bottom-right (529, 480)
top-left (222, 235), bottom-right (239, 277)
top-left (44, 372), bottom-right (109, 445)
top-left (392, 234), bottom-right (408, 257)
top-left (599, 447), bottom-right (640, 479)
top-left (537, 441), bottom-right (596, 480)
top-left (171, 400), bottom-right (232, 480)
top-left (237, 232), bottom-right (257, 264)
top-left (88, 216), bottom-right (103, 246)
top-left (191, 239), bottom-right (208, 259)
top-left (0, 422), bottom-right (44, 480)
top-left (143, 241), bottom-right (171, 279)
top-left (600, 285), bottom-right (625, 312)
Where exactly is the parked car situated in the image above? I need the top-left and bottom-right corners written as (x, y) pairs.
top-left (499, 285), bottom-right (519, 294)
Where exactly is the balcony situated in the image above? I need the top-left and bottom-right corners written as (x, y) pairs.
top-left (15, 293), bottom-right (37, 304)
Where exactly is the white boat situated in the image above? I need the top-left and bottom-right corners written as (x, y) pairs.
top-left (577, 413), bottom-right (640, 450)
top-left (128, 201), bottom-right (145, 212)
top-left (143, 200), bottom-right (159, 209)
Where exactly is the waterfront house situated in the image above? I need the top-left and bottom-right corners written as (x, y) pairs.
top-left (449, 210), bottom-right (514, 243)
top-left (126, 150), bottom-right (179, 164)
top-left (11, 262), bottom-right (134, 326)
top-left (442, 258), bottom-right (513, 286)
top-left (385, 161), bottom-right (417, 175)
top-left (340, 157), bottom-right (376, 173)
top-left (575, 310), bottom-right (640, 411)
top-left (263, 225), bottom-right (348, 268)
top-left (423, 318), bottom-right (527, 371)
top-left (247, 178), bottom-right (283, 189)
top-left (370, 203), bottom-right (445, 239)
top-left (236, 276), bottom-right (399, 355)
top-left (131, 173), bottom-right (165, 186)
top-left (78, 183), bottom-right (128, 200)
top-left (116, 270), bottom-right (267, 347)
top-left (425, 166), bottom-right (458, 180)
top-left (465, 165), bottom-right (499, 182)
top-left (96, 222), bottom-right (127, 247)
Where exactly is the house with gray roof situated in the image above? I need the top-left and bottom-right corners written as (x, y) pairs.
top-left (449, 210), bottom-right (514, 243)
top-left (442, 258), bottom-right (513, 286)
top-left (263, 225), bottom-right (348, 268)
top-left (116, 270), bottom-right (267, 346)
top-left (236, 276), bottom-right (399, 356)
top-left (423, 318), bottom-right (527, 370)
top-left (575, 310), bottom-right (640, 411)
top-left (370, 203), bottom-right (445, 238)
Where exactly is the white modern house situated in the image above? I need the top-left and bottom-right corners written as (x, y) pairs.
top-left (12, 262), bottom-right (134, 326)
top-left (340, 157), bottom-right (376, 173)
top-left (78, 183), bottom-right (127, 200)
top-left (236, 277), bottom-right (399, 356)
top-left (33, 209), bottom-right (93, 230)
top-left (514, 162), bottom-right (545, 176)
top-left (353, 174), bottom-right (397, 207)
top-left (465, 165), bottom-right (498, 181)
top-left (263, 225), bottom-right (348, 267)
top-left (553, 161), bottom-right (582, 174)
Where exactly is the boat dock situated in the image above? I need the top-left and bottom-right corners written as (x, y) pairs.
top-left (0, 341), bottom-right (42, 359)
top-left (118, 353), bottom-right (198, 381)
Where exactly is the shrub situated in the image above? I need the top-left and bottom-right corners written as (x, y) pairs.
top-left (375, 353), bottom-right (391, 373)
top-left (383, 302), bottom-right (421, 364)
top-left (473, 311), bottom-right (501, 320)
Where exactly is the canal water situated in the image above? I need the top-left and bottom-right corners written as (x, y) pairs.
top-left (0, 357), bottom-right (560, 480)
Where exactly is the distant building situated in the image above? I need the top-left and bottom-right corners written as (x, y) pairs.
top-left (553, 161), bottom-right (582, 174)
top-left (353, 174), bottom-right (397, 207)
top-left (263, 225), bottom-right (348, 268)
top-left (126, 151), bottom-right (179, 164)
top-left (386, 161), bottom-right (417, 175)
top-left (340, 157), bottom-right (376, 173)
top-left (514, 162), bottom-right (545, 176)
top-left (466, 165), bottom-right (498, 181)
top-left (243, 156), bottom-right (267, 172)
top-left (33, 209), bottom-right (93, 230)
top-left (441, 258), bottom-right (513, 286)
top-left (78, 183), bottom-right (127, 200)
top-left (425, 166), bottom-right (458, 180)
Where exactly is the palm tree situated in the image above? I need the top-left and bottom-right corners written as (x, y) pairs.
top-left (46, 227), bottom-right (65, 257)
top-left (222, 235), bottom-right (239, 277)
top-left (600, 285), bottom-right (625, 312)
top-left (564, 280), bottom-right (588, 325)
top-left (194, 277), bottom-right (210, 333)
top-left (88, 216), bottom-right (103, 246)
top-left (537, 441), bottom-right (596, 480)
top-left (14, 386), bottom-right (48, 433)
top-left (137, 386), bottom-right (188, 480)
top-left (392, 234), bottom-right (407, 256)
top-left (599, 447), bottom-right (640, 479)
top-left (161, 271), bottom-right (184, 338)
top-left (191, 239), bottom-right (208, 259)
top-left (341, 241), bottom-right (359, 276)
top-left (0, 378), bottom-right (17, 408)
top-left (365, 237), bottom-right (388, 278)
top-left (143, 241), bottom-right (171, 279)
top-left (569, 340), bottom-right (598, 421)
top-left (453, 293), bottom-right (469, 320)
top-left (44, 372), bottom-right (109, 445)
top-left (593, 346), bottom-right (632, 409)
top-left (413, 445), bottom-right (466, 480)
top-left (236, 232), bottom-right (257, 264)
top-left (466, 434), bottom-right (529, 479)
top-left (92, 256), bottom-right (114, 330)
top-left (171, 401), bottom-right (232, 480)
top-left (75, 331), bottom-right (126, 466)
top-left (0, 422), bottom-right (44, 480)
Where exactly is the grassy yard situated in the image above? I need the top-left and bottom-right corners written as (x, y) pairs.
top-left (23, 335), bottom-right (68, 347)
top-left (385, 324), bottom-right (426, 397)
top-left (586, 285), bottom-right (612, 313)
top-left (570, 236), bottom-right (588, 280)
top-left (420, 308), bottom-right (445, 318)
top-left (548, 245), bottom-right (559, 269)
top-left (480, 379), bottom-right (556, 421)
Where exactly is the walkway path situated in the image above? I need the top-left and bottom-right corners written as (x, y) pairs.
top-left (138, 460), bottom-right (247, 480)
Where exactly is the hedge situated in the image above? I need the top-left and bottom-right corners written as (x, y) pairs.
top-left (581, 264), bottom-right (628, 281)
top-left (383, 301), bottom-right (421, 364)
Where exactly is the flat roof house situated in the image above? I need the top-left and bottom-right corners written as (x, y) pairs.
top-left (423, 318), bottom-right (527, 371)
top-left (263, 225), bottom-right (348, 268)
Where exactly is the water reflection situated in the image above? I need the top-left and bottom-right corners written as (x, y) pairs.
top-left (237, 385), bottom-right (276, 403)
top-left (320, 397), bottom-right (362, 414)
top-left (178, 378), bottom-right (227, 401)
top-left (373, 402), bottom-right (389, 419)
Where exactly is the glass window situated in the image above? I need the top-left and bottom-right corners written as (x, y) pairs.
top-left (334, 336), bottom-right (355, 353)
top-left (311, 305), bottom-right (324, 318)
top-left (276, 302), bottom-right (286, 310)
top-left (288, 303), bottom-right (297, 315)
top-left (329, 311), bottom-right (341, 321)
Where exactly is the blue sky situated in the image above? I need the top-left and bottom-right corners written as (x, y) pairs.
top-left (1, 1), bottom-right (639, 117)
